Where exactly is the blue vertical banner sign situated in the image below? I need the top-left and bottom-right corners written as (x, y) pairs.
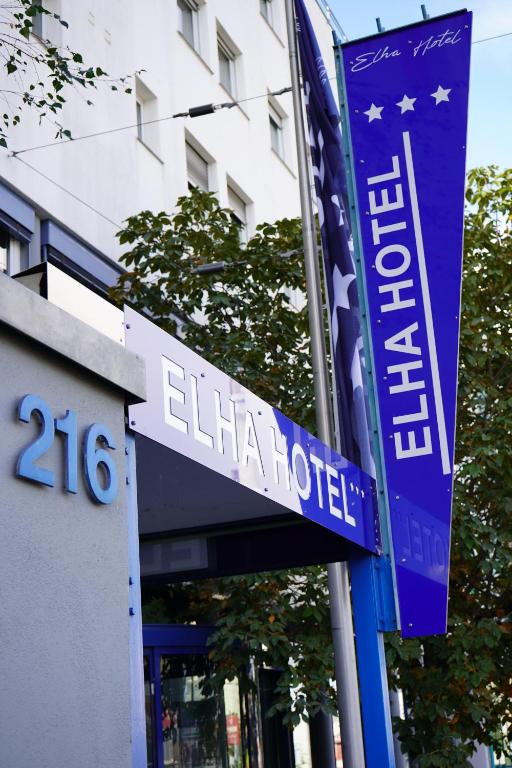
top-left (341, 12), bottom-right (472, 637)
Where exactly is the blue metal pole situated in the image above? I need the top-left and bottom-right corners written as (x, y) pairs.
top-left (350, 555), bottom-right (396, 767)
top-left (126, 432), bottom-right (147, 768)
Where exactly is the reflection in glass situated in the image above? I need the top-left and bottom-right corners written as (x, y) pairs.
top-left (144, 656), bottom-right (155, 768)
top-left (333, 716), bottom-right (343, 768)
top-left (160, 654), bottom-right (243, 768)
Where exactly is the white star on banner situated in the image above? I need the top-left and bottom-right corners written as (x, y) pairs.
top-left (396, 94), bottom-right (416, 114)
top-left (364, 103), bottom-right (384, 122)
top-left (333, 266), bottom-right (356, 311)
top-left (331, 194), bottom-right (347, 228)
top-left (431, 85), bottom-right (451, 105)
top-left (331, 265), bottom-right (356, 350)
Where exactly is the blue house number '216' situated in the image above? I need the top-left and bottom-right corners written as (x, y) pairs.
top-left (16, 394), bottom-right (118, 504)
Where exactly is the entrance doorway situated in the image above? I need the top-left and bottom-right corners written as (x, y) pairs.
top-left (144, 625), bottom-right (245, 768)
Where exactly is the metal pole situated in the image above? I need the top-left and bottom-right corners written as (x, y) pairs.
top-left (284, 2), bottom-right (366, 766)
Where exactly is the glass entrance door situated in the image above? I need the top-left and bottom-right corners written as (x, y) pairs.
top-left (144, 626), bottom-right (244, 768)
top-left (160, 653), bottom-right (228, 767)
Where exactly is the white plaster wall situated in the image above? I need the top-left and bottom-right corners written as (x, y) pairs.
top-left (0, 0), bottom-right (338, 261)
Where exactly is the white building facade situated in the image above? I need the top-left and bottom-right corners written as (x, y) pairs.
top-left (0, 0), bottom-right (339, 279)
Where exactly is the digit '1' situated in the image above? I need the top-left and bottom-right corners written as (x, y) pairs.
top-left (55, 410), bottom-right (78, 494)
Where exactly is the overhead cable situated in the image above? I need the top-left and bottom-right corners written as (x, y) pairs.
top-left (12, 155), bottom-right (122, 229)
top-left (9, 86), bottom-right (293, 157)
top-left (6, 26), bottom-right (510, 159)
top-left (473, 31), bottom-right (512, 44)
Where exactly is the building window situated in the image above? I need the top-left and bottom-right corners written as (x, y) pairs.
top-left (178, 0), bottom-right (200, 51)
top-left (135, 77), bottom-right (160, 157)
top-left (260, 0), bottom-right (273, 26)
top-left (31, 1), bottom-right (62, 43)
top-left (227, 185), bottom-right (247, 244)
top-left (186, 141), bottom-right (209, 191)
top-left (31, 1), bottom-right (45, 38)
top-left (136, 101), bottom-right (143, 141)
top-left (217, 36), bottom-right (237, 98)
top-left (269, 103), bottom-right (284, 158)
top-left (0, 226), bottom-right (28, 276)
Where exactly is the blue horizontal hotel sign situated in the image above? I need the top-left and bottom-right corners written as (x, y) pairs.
top-left (125, 307), bottom-right (380, 554)
top-left (341, 11), bottom-right (471, 636)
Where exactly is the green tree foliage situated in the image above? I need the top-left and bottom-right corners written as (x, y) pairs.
top-left (387, 166), bottom-right (512, 767)
top-left (142, 570), bottom-right (337, 726)
top-left (0, 1), bottom-right (134, 146)
top-left (112, 170), bottom-right (511, 757)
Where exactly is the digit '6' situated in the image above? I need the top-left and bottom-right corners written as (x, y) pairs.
top-left (83, 424), bottom-right (118, 504)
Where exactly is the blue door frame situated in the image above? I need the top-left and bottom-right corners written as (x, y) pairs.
top-left (143, 624), bottom-right (215, 768)
top-left (143, 624), bottom-right (214, 652)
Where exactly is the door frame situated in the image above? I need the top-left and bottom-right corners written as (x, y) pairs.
top-left (143, 625), bottom-right (215, 768)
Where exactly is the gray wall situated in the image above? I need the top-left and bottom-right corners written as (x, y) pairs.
top-left (0, 325), bottom-right (132, 768)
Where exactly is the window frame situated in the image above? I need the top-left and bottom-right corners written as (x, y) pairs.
top-left (260, 0), bottom-right (273, 26)
top-left (227, 184), bottom-right (248, 245)
top-left (31, 2), bottom-right (45, 38)
top-left (217, 36), bottom-right (237, 98)
top-left (186, 140), bottom-right (210, 192)
top-left (178, 0), bottom-right (200, 52)
top-left (30, 1), bottom-right (63, 46)
top-left (269, 103), bottom-right (284, 159)
top-left (135, 77), bottom-right (161, 159)
top-left (136, 100), bottom-right (143, 142)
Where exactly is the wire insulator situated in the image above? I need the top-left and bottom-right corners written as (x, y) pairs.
top-left (188, 103), bottom-right (216, 118)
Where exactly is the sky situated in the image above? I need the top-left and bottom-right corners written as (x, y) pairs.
top-left (327, 0), bottom-right (512, 170)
